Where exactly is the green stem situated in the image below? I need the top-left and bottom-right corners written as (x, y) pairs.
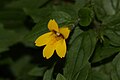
top-left (71, 18), bottom-right (80, 30)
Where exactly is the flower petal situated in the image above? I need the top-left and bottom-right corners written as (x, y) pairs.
top-left (59, 27), bottom-right (70, 39)
top-left (43, 43), bottom-right (56, 59)
top-left (48, 19), bottom-right (59, 32)
top-left (35, 32), bottom-right (52, 46)
top-left (56, 39), bottom-right (66, 58)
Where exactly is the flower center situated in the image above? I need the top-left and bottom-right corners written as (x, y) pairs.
top-left (56, 32), bottom-right (61, 36)
top-left (52, 31), bottom-right (64, 40)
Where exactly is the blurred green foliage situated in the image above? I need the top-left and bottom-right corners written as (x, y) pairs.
top-left (0, 0), bottom-right (120, 80)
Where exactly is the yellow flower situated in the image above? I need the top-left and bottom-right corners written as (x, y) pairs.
top-left (35, 19), bottom-right (70, 59)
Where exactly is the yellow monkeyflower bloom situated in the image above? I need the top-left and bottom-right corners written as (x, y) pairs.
top-left (35, 19), bottom-right (70, 59)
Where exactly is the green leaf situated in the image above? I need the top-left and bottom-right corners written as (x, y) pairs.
top-left (24, 7), bottom-right (53, 23)
top-left (0, 9), bottom-right (25, 22)
top-left (0, 23), bottom-right (20, 52)
top-left (0, 8), bottom-right (28, 29)
top-left (28, 67), bottom-right (47, 77)
top-left (88, 70), bottom-right (110, 80)
top-left (101, 12), bottom-right (120, 46)
top-left (10, 55), bottom-right (33, 78)
top-left (24, 6), bottom-right (73, 24)
top-left (50, 11), bottom-right (72, 26)
top-left (111, 53), bottom-right (120, 80)
top-left (6, 0), bottom-right (49, 8)
top-left (56, 73), bottom-right (66, 80)
top-left (0, 9), bottom-right (30, 47)
top-left (104, 29), bottom-right (120, 46)
top-left (68, 26), bottom-right (83, 44)
top-left (64, 30), bottom-right (97, 80)
top-left (93, 0), bottom-right (120, 21)
top-left (53, 4), bottom-right (78, 19)
top-left (75, 63), bottom-right (91, 80)
top-left (0, 58), bottom-right (13, 65)
top-left (0, 0), bottom-right (14, 8)
top-left (43, 65), bottom-right (54, 80)
top-left (98, 53), bottom-right (120, 80)
top-left (75, 0), bottom-right (90, 11)
top-left (102, 12), bottom-right (120, 27)
top-left (78, 7), bottom-right (93, 26)
top-left (0, 8), bottom-right (26, 31)
top-left (24, 20), bottom-right (48, 43)
top-left (91, 44), bottom-right (120, 63)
